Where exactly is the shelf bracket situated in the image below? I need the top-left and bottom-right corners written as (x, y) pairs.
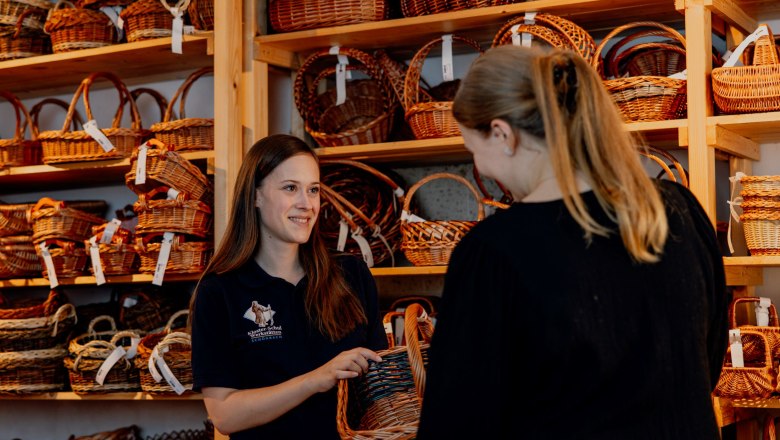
top-left (677, 0), bottom-right (756, 35)
top-left (254, 42), bottom-right (298, 69)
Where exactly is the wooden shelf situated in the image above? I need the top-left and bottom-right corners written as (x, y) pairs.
top-left (370, 266), bottom-right (447, 277)
top-left (709, 112), bottom-right (780, 144)
top-left (0, 272), bottom-right (201, 288)
top-left (0, 33), bottom-right (213, 98)
top-left (725, 256), bottom-right (780, 267)
top-left (0, 392), bottom-right (201, 401)
top-left (255, 0), bottom-right (681, 68)
top-left (0, 150), bottom-right (214, 193)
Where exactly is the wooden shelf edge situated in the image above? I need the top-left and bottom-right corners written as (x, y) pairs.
top-left (0, 273), bottom-right (202, 288)
top-left (724, 256), bottom-right (780, 267)
top-left (0, 392), bottom-right (202, 401)
top-left (370, 266), bottom-right (447, 276)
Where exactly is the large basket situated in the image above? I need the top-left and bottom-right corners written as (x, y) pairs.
top-left (133, 186), bottom-right (213, 238)
top-left (31, 197), bottom-right (105, 243)
top-left (0, 90), bottom-right (40, 168)
top-left (491, 13), bottom-right (596, 64)
top-left (85, 222), bottom-right (138, 276)
top-left (0, 0), bottom-right (51, 31)
top-left (150, 67), bottom-right (214, 151)
top-left (38, 72), bottom-right (150, 164)
top-left (0, 9), bottom-right (51, 59)
top-left (0, 203), bottom-right (33, 236)
top-left (337, 303), bottom-right (433, 439)
top-left (294, 47), bottom-right (396, 147)
top-left (43, 0), bottom-right (116, 53)
top-left (712, 25), bottom-right (780, 114)
top-left (401, 0), bottom-right (516, 17)
top-left (404, 35), bottom-right (483, 139)
top-left (0, 302), bottom-right (76, 352)
top-left (119, 0), bottom-right (176, 42)
top-left (135, 232), bottom-right (212, 275)
top-left (713, 330), bottom-right (779, 399)
top-left (126, 138), bottom-right (213, 204)
top-left (0, 235), bottom-right (41, 279)
top-left (591, 22), bottom-right (688, 122)
top-left (64, 315), bottom-right (143, 394)
top-left (400, 173), bottom-right (484, 266)
top-left (269, 0), bottom-right (388, 33)
top-left (187, 0), bottom-right (212, 31)
top-left (134, 310), bottom-right (193, 395)
top-left (729, 297), bottom-right (780, 363)
top-left (35, 238), bottom-right (90, 279)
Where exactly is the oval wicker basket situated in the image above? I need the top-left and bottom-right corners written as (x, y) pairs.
top-left (119, 0), bottom-right (178, 42)
top-left (31, 197), bottom-right (105, 243)
top-left (134, 310), bottom-right (193, 395)
top-left (491, 13), bottom-right (596, 64)
top-left (135, 232), bottom-right (212, 275)
top-left (0, 90), bottom-right (40, 168)
top-left (43, 0), bottom-right (115, 53)
top-left (0, 235), bottom-right (42, 279)
top-left (85, 222), bottom-right (138, 276)
top-left (35, 238), bottom-right (90, 279)
top-left (151, 66), bottom-right (214, 151)
top-left (269, 0), bottom-right (388, 33)
top-left (133, 186), bottom-right (213, 238)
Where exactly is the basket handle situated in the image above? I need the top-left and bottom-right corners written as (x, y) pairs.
top-left (13, 9), bottom-right (37, 39)
top-left (752, 25), bottom-right (780, 67)
top-left (388, 295), bottom-right (437, 316)
top-left (402, 172), bottom-right (485, 223)
top-left (591, 21), bottom-right (687, 79)
top-left (404, 303), bottom-right (433, 400)
top-left (110, 329), bottom-right (143, 347)
top-left (472, 165), bottom-right (513, 207)
top-left (764, 414), bottom-right (779, 440)
top-left (320, 184), bottom-right (375, 231)
top-left (602, 28), bottom-right (685, 78)
top-left (88, 315), bottom-right (118, 335)
top-left (29, 98), bottom-right (84, 138)
top-left (729, 297), bottom-right (780, 328)
top-left (70, 72), bottom-right (142, 131)
top-left (0, 91), bottom-right (32, 142)
top-left (130, 87), bottom-right (172, 124)
top-left (31, 197), bottom-right (66, 214)
top-left (320, 159), bottom-right (405, 200)
top-left (164, 309), bottom-right (189, 333)
top-left (638, 146), bottom-right (689, 187)
top-left (165, 66), bottom-right (213, 122)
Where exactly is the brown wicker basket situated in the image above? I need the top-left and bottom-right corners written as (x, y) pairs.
top-left (712, 24), bottom-right (780, 114)
top-left (401, 0), bottom-right (516, 17)
top-left (591, 21), bottom-right (688, 122)
top-left (135, 232), bottom-right (212, 275)
top-left (0, 301), bottom-right (76, 353)
top-left (294, 47), bottom-right (396, 147)
top-left (31, 197), bottom-right (105, 243)
top-left (75, 0), bottom-right (135, 7)
top-left (35, 238), bottom-right (90, 279)
top-left (0, 90), bottom-right (40, 168)
top-left (85, 222), bottom-right (138, 276)
top-left (337, 303), bottom-right (433, 440)
top-left (729, 296), bottom-right (780, 363)
top-left (491, 13), bottom-right (596, 64)
top-left (150, 66), bottom-right (214, 151)
top-left (131, 87), bottom-right (171, 127)
top-left (134, 310), bottom-right (193, 395)
top-left (126, 138), bottom-right (213, 204)
top-left (118, 287), bottom-right (189, 332)
top-left (0, 0), bottom-right (51, 31)
top-left (0, 235), bottom-right (42, 279)
top-left (133, 186), bottom-right (213, 238)
top-left (400, 173), bottom-right (484, 266)
top-left (65, 315), bottom-right (143, 394)
top-left (404, 35), bottom-right (483, 139)
top-left (0, 288), bottom-right (66, 320)
top-left (1, 199), bottom-right (105, 238)
top-left (38, 72), bottom-right (150, 164)
top-left (737, 175), bottom-right (780, 256)
top-left (713, 330), bottom-right (779, 399)
top-left (119, 0), bottom-right (175, 42)
top-left (43, 0), bottom-right (116, 53)
top-left (187, 0), bottom-right (212, 31)
top-left (269, 0), bottom-right (388, 33)
top-left (0, 9), bottom-right (51, 59)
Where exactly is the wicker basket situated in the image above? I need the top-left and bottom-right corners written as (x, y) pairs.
top-left (712, 25), bottom-right (780, 114)
top-left (591, 21), bottom-right (688, 122)
top-left (737, 175), bottom-right (780, 256)
top-left (638, 146), bottom-right (689, 187)
top-left (135, 310), bottom-right (193, 395)
top-left (85, 222), bottom-right (138, 276)
top-left (472, 166), bottom-right (513, 211)
top-left (400, 173), bottom-right (484, 266)
top-left (0, 288), bottom-right (66, 320)
top-left (1, 199), bottom-right (105, 238)
top-left (38, 72), bottom-right (150, 164)
top-left (0, 90), bottom-right (40, 168)
top-left (64, 315), bottom-right (143, 394)
top-left (337, 303), bottom-right (433, 439)
top-left (0, 9), bottom-right (51, 59)
top-left (0, 301), bottom-right (76, 352)
top-left (69, 425), bottom-right (141, 440)
top-left (150, 67), bottom-right (214, 151)
top-left (491, 13), bottom-right (596, 64)
top-left (131, 87), bottom-right (171, 127)
top-left (31, 197), bottom-right (105, 243)
top-left (269, 0), bottom-right (388, 33)
top-left (404, 35), bottom-right (483, 139)
top-left (30, 97), bottom-right (84, 137)
top-left (135, 232), bottom-right (212, 275)
top-left (294, 47), bottom-right (396, 147)
top-left (75, 0), bottom-right (135, 7)
top-left (0, 235), bottom-right (41, 279)
top-left (729, 297), bottom-right (780, 363)
top-left (0, 0), bottom-right (51, 31)
top-left (43, 0), bottom-right (116, 53)
top-left (133, 186), bottom-right (213, 238)
top-left (120, 0), bottom-right (176, 42)
top-left (126, 138), bottom-right (213, 204)
top-left (186, 0), bottom-right (212, 31)
top-left (713, 330), bottom-right (779, 399)
top-left (35, 238), bottom-right (90, 279)
top-left (401, 0), bottom-right (516, 17)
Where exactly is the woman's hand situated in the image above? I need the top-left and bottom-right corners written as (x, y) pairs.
top-left (306, 347), bottom-right (383, 393)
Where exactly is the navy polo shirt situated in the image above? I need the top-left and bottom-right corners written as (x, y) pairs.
top-left (191, 254), bottom-right (387, 439)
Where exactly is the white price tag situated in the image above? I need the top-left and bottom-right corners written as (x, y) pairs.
top-left (722, 25), bottom-right (769, 68)
top-left (89, 238), bottom-right (106, 286)
top-left (510, 24), bottom-right (522, 46)
top-left (152, 232), bottom-right (175, 286)
top-left (166, 187), bottom-right (180, 200)
top-left (401, 210), bottom-right (427, 223)
top-left (171, 10), bottom-right (184, 54)
top-left (100, 6), bottom-right (124, 40)
top-left (756, 297), bottom-right (772, 327)
top-left (336, 218), bottom-right (349, 252)
top-left (351, 231), bottom-right (374, 268)
top-left (39, 242), bottom-right (58, 288)
top-left (442, 34), bottom-right (454, 82)
top-left (155, 351), bottom-right (186, 395)
top-left (83, 120), bottom-right (115, 153)
top-left (521, 32), bottom-right (532, 48)
top-left (149, 349), bottom-right (164, 382)
top-left (123, 296), bottom-right (138, 308)
top-left (100, 218), bottom-right (123, 244)
top-left (135, 142), bottom-right (148, 185)
top-left (729, 329), bottom-right (744, 368)
top-left (96, 346), bottom-right (127, 385)
top-left (126, 337), bottom-right (141, 359)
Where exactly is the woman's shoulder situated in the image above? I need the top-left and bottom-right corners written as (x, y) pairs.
top-left (333, 252), bottom-right (371, 276)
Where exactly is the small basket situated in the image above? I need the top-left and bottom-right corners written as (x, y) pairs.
top-left (119, 0), bottom-right (175, 42)
top-left (729, 297), bottom-right (780, 363)
top-left (133, 186), bottom-right (213, 238)
top-left (135, 310), bottom-right (193, 395)
top-left (0, 0), bottom-right (51, 31)
top-left (43, 0), bottom-right (116, 53)
top-left (269, 0), bottom-right (388, 33)
top-left (491, 13), bottom-right (596, 64)
top-left (713, 330), bottom-right (779, 399)
top-left (404, 35), bottom-right (483, 139)
top-left (294, 47), bottom-right (396, 147)
top-left (85, 222), bottom-right (138, 276)
top-left (0, 9), bottom-right (51, 59)
top-left (337, 303), bottom-right (433, 439)
top-left (35, 238), bottom-right (90, 279)
top-left (401, 0), bottom-right (516, 18)
top-left (187, 0), bottom-right (212, 31)
top-left (150, 67), bottom-right (214, 151)
top-left (135, 232), bottom-right (212, 275)
top-left (400, 173), bottom-right (484, 266)
top-left (0, 235), bottom-right (42, 279)
top-left (712, 24), bottom-right (780, 114)
top-left (38, 72), bottom-right (150, 164)
top-left (126, 139), bottom-right (214, 204)
top-left (64, 315), bottom-right (143, 394)
top-left (591, 21), bottom-right (688, 122)
top-left (31, 197), bottom-right (105, 243)
top-left (0, 90), bottom-right (40, 168)
top-left (0, 302), bottom-right (76, 352)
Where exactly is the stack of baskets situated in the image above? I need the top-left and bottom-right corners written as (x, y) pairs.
top-left (134, 309), bottom-right (193, 395)
top-left (0, 4), bottom-right (51, 59)
top-left (125, 138), bottom-right (213, 277)
top-left (737, 175), bottom-right (780, 256)
top-left (150, 67), bottom-right (214, 151)
top-left (43, 0), bottom-right (116, 53)
top-left (85, 221), bottom-right (139, 277)
top-left (0, 289), bottom-right (77, 394)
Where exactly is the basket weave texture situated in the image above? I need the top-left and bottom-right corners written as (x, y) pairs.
top-left (491, 13), bottom-right (596, 64)
top-left (35, 238), bottom-right (90, 279)
top-left (31, 197), bottom-right (105, 243)
top-left (0, 9), bottom-right (51, 59)
top-left (401, 0), bottom-right (516, 17)
top-left (713, 330), bottom-right (779, 398)
top-left (38, 72), bottom-right (150, 164)
top-left (85, 222), bottom-right (138, 276)
top-left (400, 173), bottom-right (484, 266)
top-left (187, 0), bottom-right (212, 31)
top-left (133, 186), bottom-right (213, 238)
top-left (0, 0), bottom-right (51, 31)
top-left (728, 297), bottom-right (780, 363)
top-left (135, 232), bottom-right (212, 275)
top-left (120, 0), bottom-right (175, 42)
top-left (269, 0), bottom-right (388, 33)
top-left (0, 235), bottom-right (42, 279)
top-left (151, 67), bottom-right (214, 151)
top-left (134, 310), bottom-right (193, 395)
top-left (738, 175), bottom-right (780, 256)
top-left (0, 90), bottom-right (40, 168)
top-left (43, 0), bottom-right (115, 52)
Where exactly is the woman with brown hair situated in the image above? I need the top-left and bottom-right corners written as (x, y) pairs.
top-left (417, 45), bottom-right (728, 439)
top-left (190, 134), bottom-right (386, 438)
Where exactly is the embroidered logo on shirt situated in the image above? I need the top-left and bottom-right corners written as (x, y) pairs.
top-left (243, 301), bottom-right (283, 342)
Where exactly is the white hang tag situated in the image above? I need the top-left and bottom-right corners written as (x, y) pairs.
top-left (126, 337), bottom-right (141, 359)
top-left (89, 236), bottom-right (106, 286)
top-left (135, 142), bottom-right (148, 185)
top-left (510, 24), bottom-right (522, 46)
top-left (722, 24), bottom-right (769, 68)
top-left (726, 172), bottom-right (747, 254)
top-left (337, 218), bottom-right (349, 252)
top-left (100, 6), bottom-right (124, 40)
top-left (83, 120), bottom-right (115, 153)
top-left (351, 230), bottom-right (374, 267)
top-left (95, 346), bottom-right (127, 385)
top-left (166, 187), bottom-right (180, 200)
top-left (524, 11), bottom-right (537, 24)
top-left (171, 9), bottom-right (184, 54)
top-left (722, 50), bottom-right (733, 61)
top-left (183, 25), bottom-right (194, 34)
top-left (521, 12), bottom-right (537, 47)
top-left (155, 351), bottom-right (186, 395)
top-left (521, 33), bottom-right (532, 48)
top-left (123, 296), bottom-right (138, 308)
top-left (442, 34), bottom-right (454, 82)
top-left (152, 232), bottom-right (175, 286)
top-left (401, 210), bottom-right (427, 223)
top-left (335, 63), bottom-right (347, 106)
top-left (668, 69), bottom-right (687, 80)
top-left (484, 204), bottom-right (497, 218)
top-left (337, 54), bottom-right (352, 79)
top-left (149, 349), bottom-right (164, 382)
top-left (383, 321), bottom-right (393, 338)
top-left (100, 218), bottom-right (123, 244)
top-left (756, 297), bottom-right (772, 326)
top-left (39, 242), bottom-right (58, 288)
top-left (372, 226), bottom-right (395, 267)
top-left (729, 329), bottom-right (745, 368)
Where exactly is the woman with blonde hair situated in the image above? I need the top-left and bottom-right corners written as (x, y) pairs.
top-left (190, 134), bottom-right (386, 438)
top-left (417, 45), bottom-right (727, 439)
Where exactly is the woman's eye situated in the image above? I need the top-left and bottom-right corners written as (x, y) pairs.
top-left (309, 186), bottom-right (320, 195)
top-left (283, 185), bottom-right (297, 192)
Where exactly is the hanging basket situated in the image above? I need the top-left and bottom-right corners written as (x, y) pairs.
top-left (43, 0), bottom-right (116, 53)
top-left (134, 310), bottom-right (193, 395)
top-left (0, 90), bottom-right (40, 168)
top-left (0, 9), bottom-right (51, 59)
top-left (135, 232), bottom-right (212, 275)
top-left (38, 71), bottom-right (150, 164)
top-left (150, 66), bottom-right (214, 151)
top-left (31, 197), bottom-right (105, 243)
top-left (400, 172), bottom-right (484, 266)
top-left (269, 0), bottom-right (388, 33)
top-left (133, 186), bottom-right (213, 238)
top-left (491, 13), bottom-right (596, 64)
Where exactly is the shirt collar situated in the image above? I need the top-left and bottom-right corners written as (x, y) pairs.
top-left (235, 258), bottom-right (308, 290)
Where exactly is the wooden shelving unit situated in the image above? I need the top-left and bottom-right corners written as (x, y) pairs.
top-left (0, 392), bottom-right (202, 401)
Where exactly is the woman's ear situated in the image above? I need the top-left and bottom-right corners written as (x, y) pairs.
top-left (491, 119), bottom-right (517, 155)
top-left (255, 189), bottom-right (263, 208)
